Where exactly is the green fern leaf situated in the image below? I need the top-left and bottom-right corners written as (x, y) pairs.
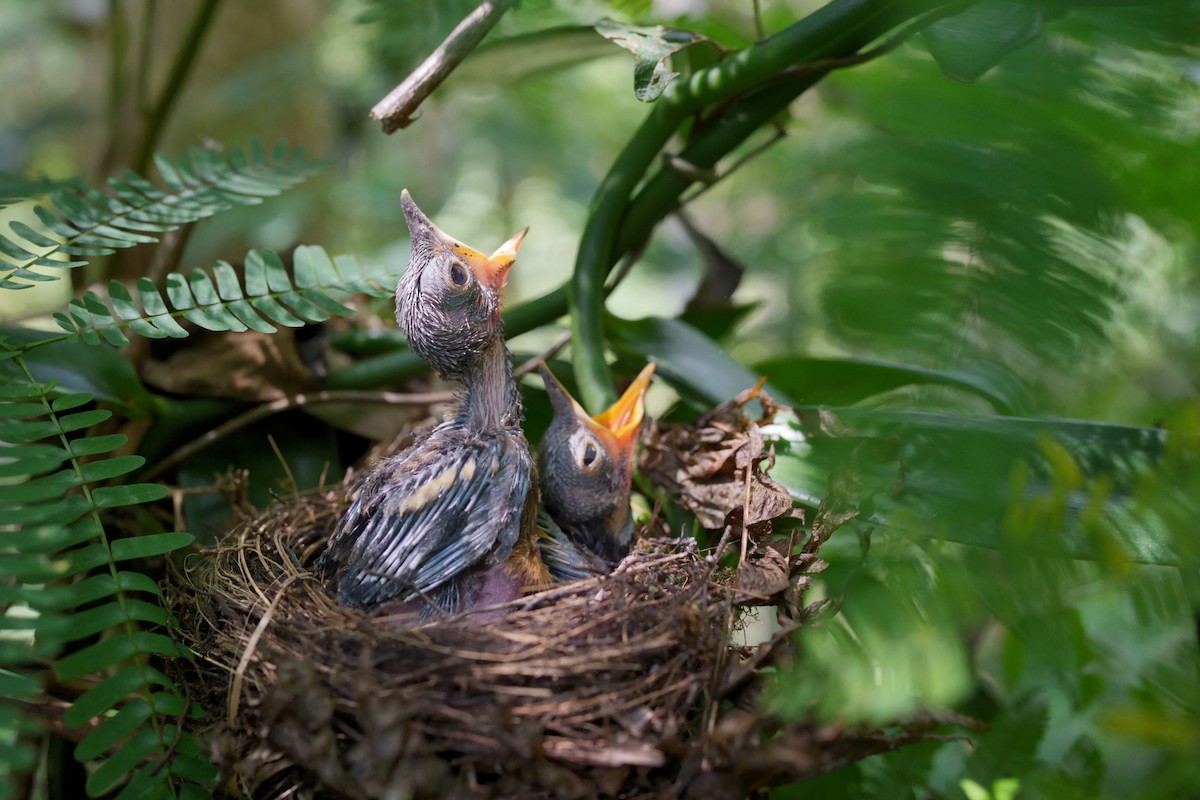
top-left (65, 666), bottom-right (176, 728)
top-left (0, 363), bottom-right (215, 796)
top-left (86, 726), bottom-right (163, 796)
top-left (0, 139), bottom-right (325, 289)
top-left (54, 245), bottom-right (395, 344)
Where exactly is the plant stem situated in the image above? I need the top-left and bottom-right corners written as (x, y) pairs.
top-left (569, 0), bottom-right (958, 411)
top-left (132, 0), bottom-right (225, 175)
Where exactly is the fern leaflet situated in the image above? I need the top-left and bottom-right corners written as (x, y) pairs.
top-left (0, 139), bottom-right (325, 290)
top-left (0, 357), bottom-right (217, 797)
top-left (53, 245), bottom-right (396, 345)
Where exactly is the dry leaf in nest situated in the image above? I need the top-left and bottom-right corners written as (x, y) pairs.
top-left (640, 381), bottom-right (799, 533)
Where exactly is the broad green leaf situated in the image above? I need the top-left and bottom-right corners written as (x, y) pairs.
top-left (0, 672), bottom-right (39, 699)
top-left (0, 469), bottom-right (80, 503)
top-left (40, 598), bottom-right (168, 643)
top-left (0, 402), bottom-right (49, 420)
top-left (752, 355), bottom-right (1024, 412)
top-left (6, 521), bottom-right (94, 554)
top-left (32, 571), bottom-right (161, 613)
top-left (922, 0), bottom-right (1046, 82)
top-left (605, 314), bottom-right (794, 409)
top-left (0, 327), bottom-right (154, 416)
top-left (0, 418), bottom-right (60, 443)
top-left (0, 494), bottom-right (89, 526)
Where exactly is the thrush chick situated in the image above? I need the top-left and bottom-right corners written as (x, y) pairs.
top-left (320, 191), bottom-right (542, 615)
top-left (537, 362), bottom-right (655, 582)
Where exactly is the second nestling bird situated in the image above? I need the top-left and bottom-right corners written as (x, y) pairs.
top-left (537, 362), bottom-right (655, 582)
top-left (319, 191), bottom-right (546, 616)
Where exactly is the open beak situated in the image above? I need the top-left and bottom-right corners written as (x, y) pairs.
top-left (590, 361), bottom-right (655, 452)
top-left (400, 189), bottom-right (528, 293)
top-left (465, 227), bottom-right (527, 293)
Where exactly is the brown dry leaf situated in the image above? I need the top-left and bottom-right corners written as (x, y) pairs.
top-left (143, 329), bottom-right (313, 402)
top-left (641, 382), bottom-right (796, 531)
top-left (731, 546), bottom-right (790, 604)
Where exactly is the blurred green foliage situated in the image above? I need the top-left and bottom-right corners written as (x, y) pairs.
top-left (0, 0), bottom-right (1197, 798)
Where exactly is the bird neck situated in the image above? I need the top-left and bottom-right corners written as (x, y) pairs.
top-left (561, 508), bottom-right (633, 565)
top-left (454, 334), bottom-right (522, 430)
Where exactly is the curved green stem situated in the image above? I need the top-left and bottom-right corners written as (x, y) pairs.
top-left (569, 0), bottom-right (956, 411)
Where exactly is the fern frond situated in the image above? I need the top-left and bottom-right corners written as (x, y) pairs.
top-left (0, 361), bottom-right (217, 797)
top-left (0, 139), bottom-right (325, 290)
top-left (53, 245), bottom-right (396, 346)
top-left (0, 172), bottom-right (82, 209)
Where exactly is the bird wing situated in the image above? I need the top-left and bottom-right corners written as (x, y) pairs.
top-left (538, 507), bottom-right (611, 583)
top-left (323, 427), bottom-right (532, 609)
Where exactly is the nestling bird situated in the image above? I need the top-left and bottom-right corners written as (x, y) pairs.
top-left (319, 191), bottom-right (545, 615)
top-left (537, 362), bottom-right (655, 582)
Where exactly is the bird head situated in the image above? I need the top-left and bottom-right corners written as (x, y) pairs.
top-left (396, 190), bottom-right (528, 379)
top-left (537, 362), bottom-right (655, 563)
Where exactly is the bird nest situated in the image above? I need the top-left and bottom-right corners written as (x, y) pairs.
top-left (166, 389), bottom-right (950, 799)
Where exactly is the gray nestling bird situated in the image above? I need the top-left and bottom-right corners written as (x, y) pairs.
top-left (537, 362), bottom-right (655, 582)
top-left (319, 191), bottom-right (545, 615)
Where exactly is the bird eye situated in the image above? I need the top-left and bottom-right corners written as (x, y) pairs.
top-left (582, 443), bottom-right (598, 467)
top-left (449, 263), bottom-right (469, 287)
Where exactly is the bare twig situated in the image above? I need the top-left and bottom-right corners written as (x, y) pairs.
top-left (370, 0), bottom-right (517, 133)
top-left (513, 329), bottom-right (572, 378)
top-left (228, 576), bottom-right (295, 729)
top-left (143, 389), bottom-right (454, 480)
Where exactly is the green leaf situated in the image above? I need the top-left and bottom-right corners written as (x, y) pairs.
top-left (92, 483), bottom-right (169, 509)
top-left (75, 697), bottom-right (153, 761)
top-left (0, 327), bottom-right (154, 416)
top-left (41, 598), bottom-right (168, 643)
top-left (752, 355), bottom-right (1024, 412)
top-left (922, 1), bottom-right (1045, 82)
top-left (605, 314), bottom-right (794, 409)
top-left (0, 494), bottom-right (90, 526)
top-left (769, 407), bottom-right (1186, 565)
top-left (79, 455), bottom-right (145, 482)
top-left (0, 469), bottom-right (80, 503)
top-left (595, 19), bottom-right (705, 102)
top-left (55, 408), bottom-right (111, 433)
top-left (86, 725), bottom-right (162, 796)
top-left (0, 142), bottom-right (323, 289)
top-left (70, 433), bottom-right (129, 457)
top-left (56, 631), bottom-right (181, 682)
top-left (65, 666), bottom-right (174, 727)
top-left (109, 532), bottom-right (193, 562)
top-left (32, 571), bottom-right (161, 613)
